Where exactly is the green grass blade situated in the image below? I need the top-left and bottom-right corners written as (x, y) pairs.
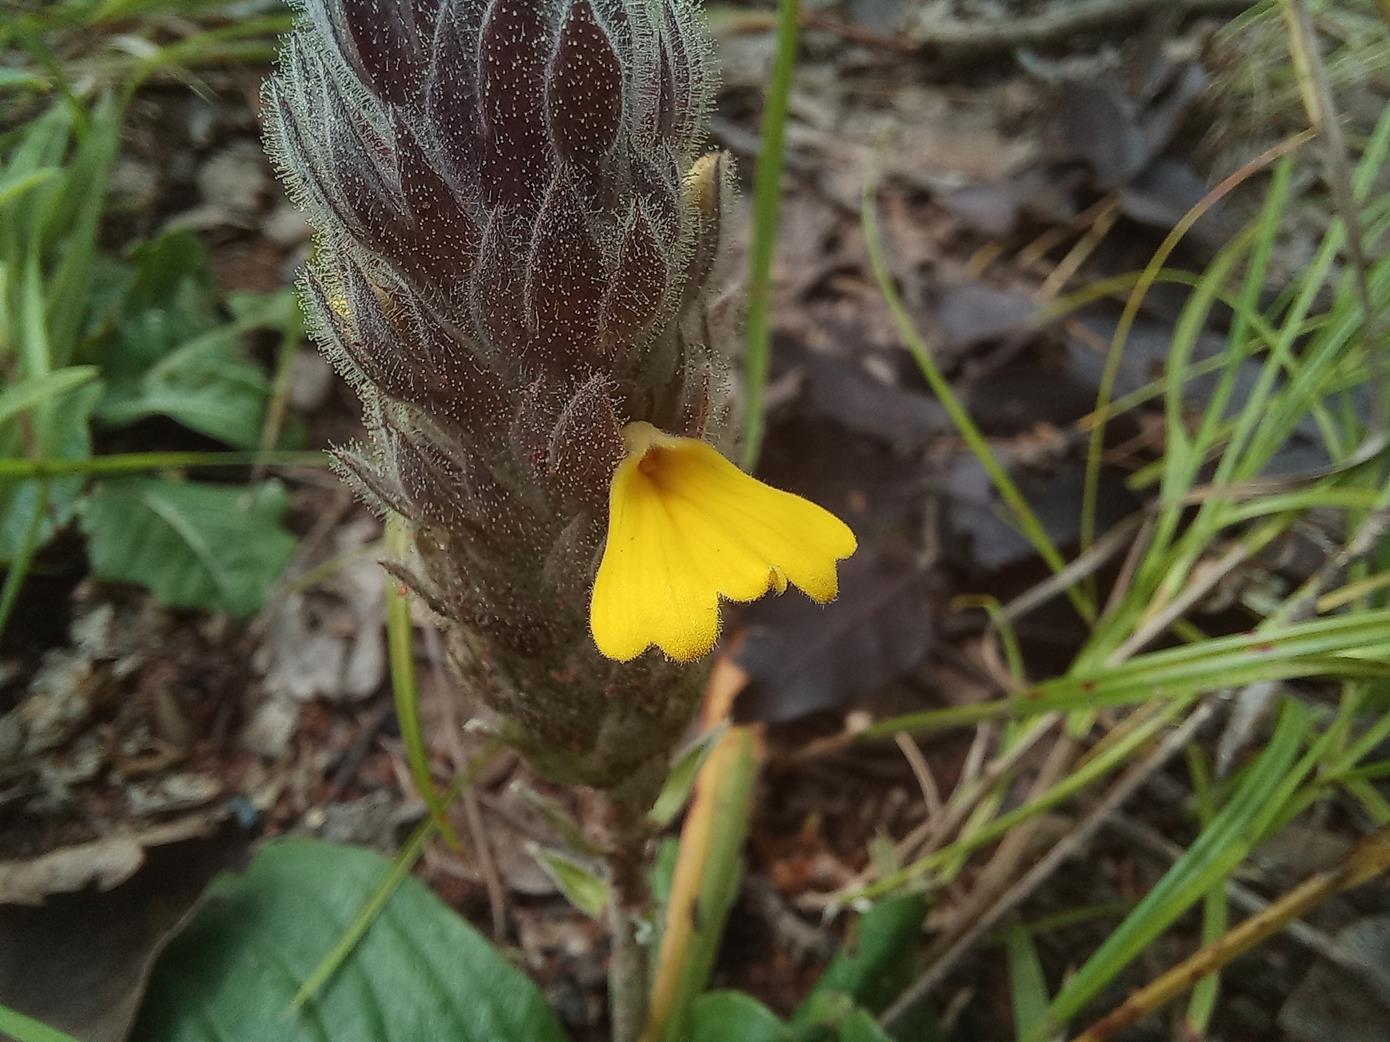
top-left (1183, 748), bottom-right (1227, 1038)
top-left (44, 92), bottom-right (121, 367)
top-left (0, 1004), bottom-right (82, 1042)
top-left (851, 700), bottom-right (1190, 902)
top-left (18, 251), bottom-right (54, 449)
top-left (0, 166), bottom-right (59, 208)
top-left (289, 742), bottom-right (500, 1010)
top-left (1035, 700), bottom-right (1310, 1036)
top-left (0, 366), bottom-right (97, 426)
top-left (385, 512), bottom-right (460, 850)
top-left (739, 0), bottom-right (799, 470)
top-left (862, 172), bottom-right (1088, 620)
top-left (861, 610), bottom-right (1390, 739)
top-left (1005, 923), bottom-right (1050, 1042)
top-left (1079, 129), bottom-right (1313, 541)
top-left (288, 799), bottom-right (441, 1011)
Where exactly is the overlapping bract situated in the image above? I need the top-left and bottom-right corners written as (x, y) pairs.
top-left (264, 0), bottom-right (729, 789)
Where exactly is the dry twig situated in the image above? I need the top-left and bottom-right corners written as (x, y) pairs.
top-left (878, 700), bottom-right (1218, 1029)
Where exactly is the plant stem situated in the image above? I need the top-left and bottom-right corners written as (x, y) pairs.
top-left (0, 449), bottom-right (326, 478)
top-left (605, 773), bottom-right (660, 1042)
top-left (609, 899), bottom-right (647, 1042)
top-left (253, 305), bottom-right (304, 482)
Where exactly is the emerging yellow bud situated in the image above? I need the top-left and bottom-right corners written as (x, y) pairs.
top-left (590, 423), bottom-right (858, 662)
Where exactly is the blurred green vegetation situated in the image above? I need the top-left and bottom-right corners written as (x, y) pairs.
top-left (0, 1), bottom-right (307, 631)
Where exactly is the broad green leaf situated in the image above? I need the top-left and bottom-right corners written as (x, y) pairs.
top-left (794, 892), bottom-right (927, 1024)
top-left (94, 231), bottom-right (277, 448)
top-left (796, 993), bottom-right (898, 1042)
top-left (79, 476), bottom-right (296, 618)
top-left (80, 252), bottom-right (138, 343)
top-left (105, 231), bottom-right (218, 379)
top-left (0, 381), bottom-right (101, 562)
top-left (838, 1008), bottom-right (897, 1042)
top-left (689, 992), bottom-right (790, 1042)
top-left (689, 992), bottom-right (900, 1042)
top-left (134, 838), bottom-right (570, 1042)
top-left (96, 331), bottom-right (272, 448)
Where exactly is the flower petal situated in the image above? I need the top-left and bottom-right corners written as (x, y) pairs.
top-left (652, 438), bottom-right (857, 603)
top-left (590, 426), bottom-right (858, 662)
top-left (659, 479), bottom-right (782, 603)
top-left (591, 455), bottom-right (721, 661)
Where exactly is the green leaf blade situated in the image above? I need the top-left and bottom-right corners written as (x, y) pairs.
top-left (0, 1003), bottom-right (83, 1042)
top-left (689, 992), bottom-right (790, 1042)
top-left (794, 892), bottom-right (928, 1024)
top-left (0, 380), bottom-right (102, 562)
top-left (79, 476), bottom-right (296, 618)
top-left (134, 838), bottom-right (569, 1042)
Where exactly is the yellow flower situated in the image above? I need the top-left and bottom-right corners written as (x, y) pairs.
top-left (590, 422), bottom-right (858, 662)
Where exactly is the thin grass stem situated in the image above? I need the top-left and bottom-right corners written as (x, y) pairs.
top-left (739, 0), bottom-right (799, 470)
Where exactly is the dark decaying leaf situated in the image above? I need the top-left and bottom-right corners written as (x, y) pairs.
top-left (798, 350), bottom-right (949, 451)
top-left (1120, 155), bottom-right (1210, 230)
top-left (1046, 62), bottom-right (1228, 251)
top-left (132, 838), bottom-right (569, 1042)
top-left (1052, 64), bottom-right (1207, 190)
top-left (942, 456), bottom-right (1139, 572)
top-left (939, 167), bottom-right (1081, 237)
top-left (964, 363), bottom-right (1102, 438)
top-left (1278, 916), bottom-right (1390, 1042)
top-left (734, 552), bottom-right (935, 726)
top-left (0, 820), bottom-right (248, 1042)
top-left (935, 283), bottom-right (1037, 355)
